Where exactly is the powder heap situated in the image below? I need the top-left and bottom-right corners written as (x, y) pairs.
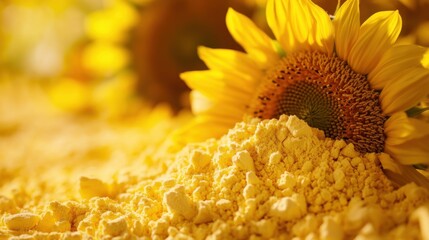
top-left (1, 115), bottom-right (429, 239)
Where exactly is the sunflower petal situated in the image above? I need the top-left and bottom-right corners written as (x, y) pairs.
top-left (333, 0), bottom-right (360, 60)
top-left (380, 68), bottom-right (429, 114)
top-left (226, 8), bottom-right (280, 67)
top-left (266, 0), bottom-right (286, 50)
top-left (190, 91), bottom-right (213, 114)
top-left (266, 0), bottom-right (333, 54)
top-left (190, 91), bottom-right (245, 120)
top-left (369, 45), bottom-right (429, 89)
top-left (173, 115), bottom-right (233, 143)
top-left (380, 153), bottom-right (429, 188)
top-left (180, 70), bottom-right (251, 102)
top-left (385, 136), bottom-right (429, 164)
top-left (348, 11), bottom-right (402, 74)
top-left (384, 112), bottom-right (429, 164)
top-left (384, 112), bottom-right (429, 144)
top-left (181, 71), bottom-right (224, 99)
top-left (198, 47), bottom-right (261, 83)
top-left (384, 112), bottom-right (414, 144)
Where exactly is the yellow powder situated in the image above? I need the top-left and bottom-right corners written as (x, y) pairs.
top-left (1, 115), bottom-right (429, 239)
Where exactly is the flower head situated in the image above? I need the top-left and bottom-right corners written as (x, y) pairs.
top-left (180, 0), bottom-right (429, 165)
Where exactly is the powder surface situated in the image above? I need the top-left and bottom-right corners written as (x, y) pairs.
top-left (2, 112), bottom-right (429, 239)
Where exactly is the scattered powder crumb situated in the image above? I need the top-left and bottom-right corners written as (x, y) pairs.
top-left (1, 115), bottom-right (429, 239)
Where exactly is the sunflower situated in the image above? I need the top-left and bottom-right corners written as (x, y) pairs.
top-left (180, 0), bottom-right (429, 166)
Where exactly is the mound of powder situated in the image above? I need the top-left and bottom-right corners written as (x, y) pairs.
top-left (1, 115), bottom-right (429, 239)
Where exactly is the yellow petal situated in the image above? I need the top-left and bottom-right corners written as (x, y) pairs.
top-left (380, 68), bottom-right (429, 114)
top-left (379, 154), bottom-right (429, 188)
top-left (226, 8), bottom-right (280, 67)
top-left (384, 112), bottom-right (429, 144)
top-left (384, 112), bottom-right (413, 144)
top-left (384, 112), bottom-right (429, 164)
top-left (190, 91), bottom-right (245, 120)
top-left (369, 45), bottom-right (429, 89)
top-left (266, 0), bottom-right (334, 54)
top-left (173, 115), bottom-right (235, 143)
top-left (181, 70), bottom-right (223, 99)
top-left (307, 0), bottom-right (335, 54)
top-left (198, 47), bottom-right (261, 85)
top-left (385, 136), bottom-right (429, 164)
top-left (422, 49), bottom-right (429, 68)
top-left (348, 11), bottom-right (402, 74)
top-left (266, 0), bottom-right (286, 50)
top-left (190, 91), bottom-right (213, 115)
top-left (181, 70), bottom-right (253, 102)
top-left (333, 0), bottom-right (360, 60)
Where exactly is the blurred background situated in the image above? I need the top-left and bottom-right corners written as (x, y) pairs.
top-left (0, 0), bottom-right (264, 119)
top-left (0, 0), bottom-right (428, 138)
top-left (1, 0), bottom-right (428, 118)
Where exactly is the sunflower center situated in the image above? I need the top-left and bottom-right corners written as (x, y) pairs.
top-left (249, 51), bottom-right (386, 153)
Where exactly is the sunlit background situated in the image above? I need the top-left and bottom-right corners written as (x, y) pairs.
top-left (1, 0), bottom-right (428, 117)
top-left (0, 0), bottom-right (265, 118)
top-left (0, 0), bottom-right (427, 169)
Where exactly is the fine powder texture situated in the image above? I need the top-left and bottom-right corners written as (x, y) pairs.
top-left (2, 115), bottom-right (429, 239)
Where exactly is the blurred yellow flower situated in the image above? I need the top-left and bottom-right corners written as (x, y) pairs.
top-left (92, 72), bottom-right (139, 118)
top-left (48, 78), bottom-right (91, 113)
top-left (85, 0), bottom-right (138, 42)
top-left (42, 0), bottom-right (140, 117)
top-left (48, 72), bottom-right (141, 118)
top-left (82, 42), bottom-right (130, 77)
top-left (181, 0), bottom-right (429, 165)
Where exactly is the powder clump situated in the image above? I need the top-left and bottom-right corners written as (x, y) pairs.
top-left (1, 115), bottom-right (429, 239)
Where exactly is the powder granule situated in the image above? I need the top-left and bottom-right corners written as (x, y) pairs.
top-left (2, 115), bottom-right (429, 239)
